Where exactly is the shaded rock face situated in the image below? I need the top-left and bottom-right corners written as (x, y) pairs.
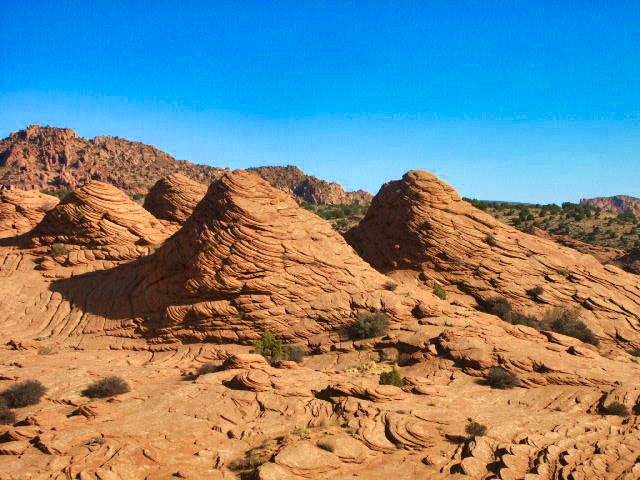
top-left (249, 165), bottom-right (373, 205)
top-left (0, 125), bottom-right (227, 194)
top-left (345, 170), bottom-right (640, 346)
top-left (0, 190), bottom-right (59, 238)
top-left (581, 194), bottom-right (640, 216)
top-left (142, 173), bottom-right (208, 224)
top-left (30, 181), bottom-right (173, 255)
top-left (136, 170), bottom-right (403, 343)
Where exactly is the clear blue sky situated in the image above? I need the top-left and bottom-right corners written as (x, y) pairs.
top-left (1, 1), bottom-right (639, 203)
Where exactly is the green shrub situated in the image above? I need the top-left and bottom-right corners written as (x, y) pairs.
top-left (1, 380), bottom-right (47, 408)
top-left (629, 348), bottom-right (640, 357)
top-left (48, 244), bottom-right (69, 257)
top-left (82, 377), bottom-right (130, 398)
top-left (542, 308), bottom-right (599, 346)
top-left (526, 286), bottom-right (544, 299)
top-left (485, 367), bottom-right (520, 389)
top-left (485, 234), bottom-right (498, 247)
top-left (465, 421), bottom-right (487, 438)
top-left (283, 345), bottom-right (306, 363)
top-left (253, 330), bottom-right (285, 360)
top-left (379, 367), bottom-right (405, 387)
top-left (602, 401), bottom-right (629, 417)
top-left (383, 280), bottom-right (398, 291)
top-left (433, 284), bottom-right (447, 300)
top-left (481, 297), bottom-right (512, 319)
top-left (351, 311), bottom-right (390, 339)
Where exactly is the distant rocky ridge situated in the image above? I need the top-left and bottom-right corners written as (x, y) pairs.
top-left (0, 125), bottom-right (372, 205)
top-left (580, 195), bottom-right (640, 216)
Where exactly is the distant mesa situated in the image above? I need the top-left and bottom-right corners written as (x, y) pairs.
top-left (143, 173), bottom-right (208, 224)
top-left (580, 195), bottom-right (640, 216)
top-left (135, 169), bottom-right (405, 343)
top-left (345, 170), bottom-right (640, 346)
top-left (0, 125), bottom-right (371, 206)
top-left (0, 189), bottom-right (59, 238)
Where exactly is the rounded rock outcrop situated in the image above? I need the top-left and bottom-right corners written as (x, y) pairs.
top-left (0, 189), bottom-right (59, 238)
top-left (142, 173), bottom-right (208, 224)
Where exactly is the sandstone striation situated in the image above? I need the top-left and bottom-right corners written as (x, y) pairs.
top-left (135, 169), bottom-right (411, 343)
top-left (0, 189), bottom-right (59, 238)
top-left (345, 170), bottom-right (640, 348)
top-left (142, 173), bottom-right (208, 224)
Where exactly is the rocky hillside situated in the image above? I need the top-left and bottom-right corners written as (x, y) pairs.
top-left (581, 195), bottom-right (640, 216)
top-left (0, 125), bottom-right (371, 205)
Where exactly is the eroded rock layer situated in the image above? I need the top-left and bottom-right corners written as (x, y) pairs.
top-left (0, 189), bottom-right (59, 238)
top-left (28, 181), bottom-right (177, 269)
top-left (136, 170), bottom-right (410, 342)
top-left (142, 173), bottom-right (208, 224)
top-left (345, 170), bottom-right (640, 347)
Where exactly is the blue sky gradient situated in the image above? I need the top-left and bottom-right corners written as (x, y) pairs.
top-left (1, 1), bottom-right (639, 203)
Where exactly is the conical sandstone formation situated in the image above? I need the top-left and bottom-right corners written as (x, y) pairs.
top-left (136, 170), bottom-right (417, 343)
top-left (142, 173), bottom-right (208, 224)
top-left (345, 170), bottom-right (640, 347)
top-left (0, 189), bottom-right (59, 238)
top-left (29, 181), bottom-right (176, 265)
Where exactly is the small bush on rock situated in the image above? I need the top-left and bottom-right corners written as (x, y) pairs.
top-left (196, 363), bottom-right (219, 376)
top-left (433, 284), bottom-right (447, 300)
top-left (543, 308), bottom-right (599, 346)
top-left (283, 345), bottom-right (306, 363)
top-left (526, 286), bottom-right (544, 299)
top-left (383, 280), bottom-right (398, 291)
top-left (48, 244), bottom-right (69, 257)
top-left (352, 311), bottom-right (390, 339)
top-left (485, 367), bottom-right (520, 389)
top-left (603, 401), bottom-right (629, 417)
top-left (481, 297), bottom-right (512, 319)
top-left (82, 377), bottom-right (130, 398)
top-left (316, 439), bottom-right (336, 452)
top-left (465, 421), bottom-right (487, 438)
top-left (630, 348), bottom-right (640, 357)
top-left (379, 367), bottom-right (405, 387)
top-left (1, 380), bottom-right (47, 408)
top-left (253, 330), bottom-right (286, 360)
top-left (0, 399), bottom-right (16, 425)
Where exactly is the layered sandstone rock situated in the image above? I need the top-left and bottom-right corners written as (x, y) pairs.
top-left (345, 170), bottom-right (640, 347)
top-left (29, 181), bottom-right (176, 267)
top-left (136, 170), bottom-right (411, 342)
top-left (142, 173), bottom-right (208, 224)
top-left (0, 189), bottom-right (59, 238)
top-left (581, 194), bottom-right (640, 216)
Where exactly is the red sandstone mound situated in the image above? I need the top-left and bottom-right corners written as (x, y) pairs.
top-left (136, 170), bottom-right (410, 343)
top-left (142, 173), bottom-right (208, 224)
top-left (580, 194), bottom-right (640, 216)
top-left (345, 170), bottom-right (640, 347)
top-left (0, 189), bottom-right (59, 238)
top-left (30, 181), bottom-right (175, 265)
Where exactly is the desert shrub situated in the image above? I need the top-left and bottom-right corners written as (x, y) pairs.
top-left (383, 280), bottom-right (398, 291)
top-left (283, 345), bottom-right (306, 363)
top-left (465, 421), bottom-right (487, 438)
top-left (526, 286), bottom-right (544, 299)
top-left (82, 376), bottom-right (130, 398)
top-left (542, 308), bottom-right (599, 346)
top-left (48, 244), bottom-right (69, 257)
top-left (507, 311), bottom-right (541, 329)
top-left (0, 399), bottom-right (16, 425)
top-left (485, 367), bottom-right (520, 389)
top-left (629, 348), bottom-right (640, 357)
top-left (602, 401), bottom-right (629, 417)
top-left (131, 193), bottom-right (146, 201)
top-left (196, 362), bottom-right (219, 376)
top-left (433, 284), bottom-right (447, 300)
top-left (1, 380), bottom-right (47, 408)
top-left (351, 311), bottom-right (390, 339)
top-left (379, 367), bottom-right (405, 387)
top-left (253, 330), bottom-right (285, 360)
top-left (485, 234), bottom-right (498, 246)
top-left (316, 439), bottom-right (336, 452)
top-left (481, 297), bottom-right (512, 319)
